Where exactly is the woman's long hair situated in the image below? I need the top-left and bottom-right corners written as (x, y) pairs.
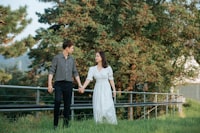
top-left (97, 51), bottom-right (108, 68)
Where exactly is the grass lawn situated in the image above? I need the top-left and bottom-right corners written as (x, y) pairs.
top-left (0, 99), bottom-right (199, 133)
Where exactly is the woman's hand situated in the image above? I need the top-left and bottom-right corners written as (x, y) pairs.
top-left (113, 90), bottom-right (116, 97)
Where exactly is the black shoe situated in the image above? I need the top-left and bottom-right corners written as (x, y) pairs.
top-left (63, 119), bottom-right (69, 128)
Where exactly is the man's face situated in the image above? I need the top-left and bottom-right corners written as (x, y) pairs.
top-left (66, 45), bottom-right (74, 54)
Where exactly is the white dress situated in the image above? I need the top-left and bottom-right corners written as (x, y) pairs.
top-left (86, 65), bottom-right (117, 125)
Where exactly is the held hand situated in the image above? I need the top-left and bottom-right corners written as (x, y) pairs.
top-left (78, 87), bottom-right (85, 94)
top-left (78, 87), bottom-right (81, 93)
top-left (81, 87), bottom-right (85, 93)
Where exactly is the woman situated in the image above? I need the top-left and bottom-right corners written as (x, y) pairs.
top-left (79, 51), bottom-right (117, 125)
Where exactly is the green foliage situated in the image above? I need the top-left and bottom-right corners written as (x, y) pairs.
top-left (183, 99), bottom-right (200, 118)
top-left (29, 0), bottom-right (200, 92)
top-left (0, 5), bottom-right (35, 58)
top-left (0, 69), bottom-right (12, 84)
top-left (1, 0), bottom-right (200, 92)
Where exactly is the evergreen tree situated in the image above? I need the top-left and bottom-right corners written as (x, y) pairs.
top-left (0, 5), bottom-right (36, 84)
top-left (0, 5), bottom-right (35, 58)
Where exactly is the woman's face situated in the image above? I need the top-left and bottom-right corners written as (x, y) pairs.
top-left (95, 52), bottom-right (102, 63)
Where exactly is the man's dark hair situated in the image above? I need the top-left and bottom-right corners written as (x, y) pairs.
top-left (63, 39), bottom-right (73, 49)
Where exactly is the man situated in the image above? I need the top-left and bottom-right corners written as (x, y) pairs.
top-left (48, 39), bottom-right (82, 129)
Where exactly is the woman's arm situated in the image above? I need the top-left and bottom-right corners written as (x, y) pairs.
top-left (79, 67), bottom-right (93, 93)
top-left (109, 80), bottom-right (116, 97)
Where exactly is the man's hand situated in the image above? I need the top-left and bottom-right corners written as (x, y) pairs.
top-left (48, 74), bottom-right (54, 94)
top-left (48, 86), bottom-right (54, 94)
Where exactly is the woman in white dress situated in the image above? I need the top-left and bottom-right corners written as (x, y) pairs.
top-left (79, 51), bottom-right (117, 125)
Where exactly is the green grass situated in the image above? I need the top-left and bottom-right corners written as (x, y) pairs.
top-left (1, 99), bottom-right (200, 133)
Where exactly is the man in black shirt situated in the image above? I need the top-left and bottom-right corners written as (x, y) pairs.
top-left (48, 39), bottom-right (82, 129)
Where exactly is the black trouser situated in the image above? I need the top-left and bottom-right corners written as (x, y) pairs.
top-left (53, 81), bottom-right (73, 127)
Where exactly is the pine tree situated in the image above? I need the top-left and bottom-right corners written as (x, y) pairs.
top-left (0, 5), bottom-right (36, 83)
top-left (0, 5), bottom-right (35, 58)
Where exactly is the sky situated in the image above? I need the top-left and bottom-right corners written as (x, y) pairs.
top-left (0, 0), bottom-right (53, 40)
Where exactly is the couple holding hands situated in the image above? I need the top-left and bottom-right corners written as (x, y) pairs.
top-left (47, 40), bottom-right (117, 129)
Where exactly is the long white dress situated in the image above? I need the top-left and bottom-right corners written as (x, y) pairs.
top-left (86, 65), bottom-right (117, 125)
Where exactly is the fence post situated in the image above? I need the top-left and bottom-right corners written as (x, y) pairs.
top-left (71, 89), bottom-right (75, 120)
top-left (36, 88), bottom-right (40, 117)
top-left (130, 93), bottom-right (133, 120)
top-left (166, 94), bottom-right (168, 115)
top-left (36, 89), bottom-right (40, 105)
top-left (155, 93), bottom-right (157, 118)
top-left (143, 92), bottom-right (146, 119)
top-left (173, 94), bottom-right (176, 116)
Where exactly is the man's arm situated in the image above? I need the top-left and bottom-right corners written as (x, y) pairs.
top-left (48, 56), bottom-right (57, 94)
top-left (75, 76), bottom-right (82, 88)
top-left (48, 74), bottom-right (54, 94)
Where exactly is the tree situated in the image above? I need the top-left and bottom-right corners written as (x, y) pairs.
top-left (0, 5), bottom-right (35, 58)
top-left (31, 0), bottom-right (200, 92)
top-left (0, 69), bottom-right (12, 84)
top-left (0, 5), bottom-right (36, 84)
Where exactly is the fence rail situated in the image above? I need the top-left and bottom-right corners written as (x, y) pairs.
top-left (0, 85), bottom-right (184, 120)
